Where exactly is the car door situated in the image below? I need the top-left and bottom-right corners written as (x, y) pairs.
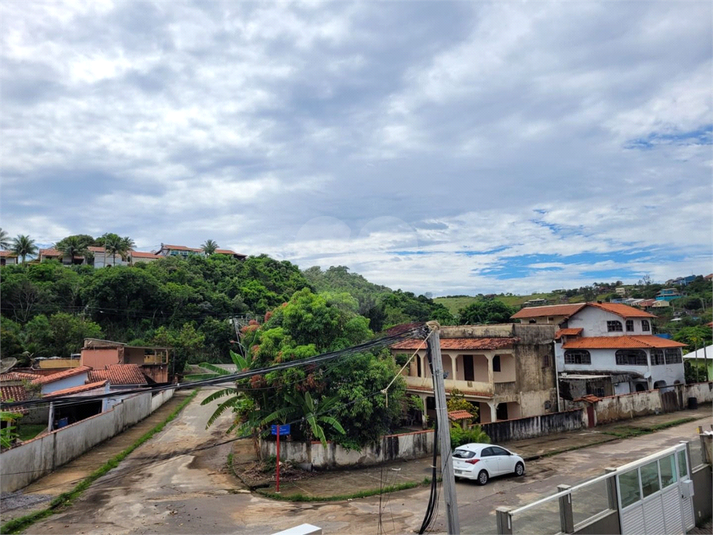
top-left (490, 446), bottom-right (514, 475)
top-left (479, 447), bottom-right (497, 475)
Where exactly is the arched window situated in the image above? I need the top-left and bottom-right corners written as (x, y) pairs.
top-left (626, 320), bottom-right (634, 332)
top-left (642, 320), bottom-right (650, 332)
top-left (607, 321), bottom-right (623, 332)
top-left (492, 355), bottom-right (501, 372)
top-left (616, 349), bottom-right (647, 366)
top-left (564, 350), bottom-right (591, 365)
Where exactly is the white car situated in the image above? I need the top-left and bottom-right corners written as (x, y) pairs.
top-left (452, 443), bottom-right (525, 485)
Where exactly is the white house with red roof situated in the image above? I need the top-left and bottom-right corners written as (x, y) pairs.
top-left (32, 366), bottom-right (91, 396)
top-left (513, 303), bottom-right (686, 398)
top-left (154, 243), bottom-right (247, 260)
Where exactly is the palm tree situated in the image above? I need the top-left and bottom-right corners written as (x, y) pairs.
top-left (11, 235), bottom-right (37, 265)
top-left (99, 233), bottom-right (122, 266)
top-left (202, 239), bottom-right (218, 255)
top-left (0, 228), bottom-right (9, 250)
top-left (55, 235), bottom-right (89, 264)
top-left (119, 236), bottom-right (136, 265)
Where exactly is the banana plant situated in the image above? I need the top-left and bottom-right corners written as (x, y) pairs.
top-left (261, 391), bottom-right (345, 448)
top-left (188, 350), bottom-right (253, 429)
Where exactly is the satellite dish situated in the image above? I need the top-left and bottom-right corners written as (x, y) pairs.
top-left (0, 358), bottom-right (18, 374)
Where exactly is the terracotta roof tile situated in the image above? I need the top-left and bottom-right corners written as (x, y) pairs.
top-left (0, 371), bottom-right (41, 382)
top-left (587, 303), bottom-right (656, 318)
top-left (130, 251), bottom-right (160, 259)
top-left (448, 410), bottom-right (474, 421)
top-left (0, 385), bottom-right (28, 413)
top-left (44, 380), bottom-right (107, 397)
top-left (32, 366), bottom-right (90, 385)
top-left (574, 394), bottom-right (601, 404)
top-left (161, 244), bottom-right (202, 252)
top-left (563, 336), bottom-right (686, 350)
top-left (511, 304), bottom-right (586, 320)
top-left (555, 328), bottom-right (583, 340)
top-left (39, 248), bottom-right (61, 257)
top-left (392, 338), bottom-right (516, 351)
top-left (88, 364), bottom-right (148, 385)
top-left (0, 251), bottom-right (17, 258)
top-left (215, 249), bottom-right (246, 257)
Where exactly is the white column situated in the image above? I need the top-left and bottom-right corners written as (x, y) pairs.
top-left (450, 355), bottom-right (458, 381)
top-left (488, 401), bottom-right (498, 422)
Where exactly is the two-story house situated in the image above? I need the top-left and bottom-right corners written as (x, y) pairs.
top-left (391, 324), bottom-right (557, 425)
top-left (512, 303), bottom-right (686, 400)
top-left (655, 288), bottom-right (681, 302)
top-left (154, 244), bottom-right (246, 260)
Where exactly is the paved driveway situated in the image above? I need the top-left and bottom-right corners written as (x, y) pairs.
top-left (29, 391), bottom-right (711, 535)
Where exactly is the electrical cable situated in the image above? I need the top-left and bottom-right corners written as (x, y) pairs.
top-left (418, 343), bottom-right (440, 535)
top-left (1, 323), bottom-right (427, 411)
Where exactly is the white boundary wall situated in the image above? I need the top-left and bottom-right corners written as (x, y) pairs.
top-left (260, 430), bottom-right (434, 470)
top-left (1, 388), bottom-right (175, 493)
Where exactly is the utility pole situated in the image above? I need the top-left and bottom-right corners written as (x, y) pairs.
top-left (426, 321), bottom-right (460, 535)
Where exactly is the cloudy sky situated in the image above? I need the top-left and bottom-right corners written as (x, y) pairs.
top-left (1, 1), bottom-right (711, 296)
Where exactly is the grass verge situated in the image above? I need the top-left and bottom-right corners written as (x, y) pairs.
top-left (1, 389), bottom-right (199, 535)
top-left (602, 417), bottom-right (697, 439)
top-left (258, 479), bottom-right (426, 502)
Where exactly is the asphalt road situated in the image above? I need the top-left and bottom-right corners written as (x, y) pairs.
top-left (28, 389), bottom-right (711, 535)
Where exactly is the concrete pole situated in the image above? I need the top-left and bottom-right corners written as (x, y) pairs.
top-left (427, 322), bottom-right (460, 535)
top-left (47, 402), bottom-right (55, 433)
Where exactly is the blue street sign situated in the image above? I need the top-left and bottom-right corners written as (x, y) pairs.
top-left (271, 424), bottom-right (290, 436)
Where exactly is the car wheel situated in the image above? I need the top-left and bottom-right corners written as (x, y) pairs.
top-left (477, 470), bottom-right (489, 485)
top-left (514, 462), bottom-right (525, 477)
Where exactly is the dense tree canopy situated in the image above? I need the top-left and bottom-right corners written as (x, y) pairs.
top-left (201, 288), bottom-right (408, 448)
top-left (458, 299), bottom-right (516, 325)
top-left (0, 245), bottom-right (452, 373)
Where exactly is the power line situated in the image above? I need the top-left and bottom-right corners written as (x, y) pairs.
top-left (1, 323), bottom-right (427, 410)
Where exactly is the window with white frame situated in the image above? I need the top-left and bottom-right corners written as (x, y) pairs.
top-left (564, 350), bottom-right (591, 365)
top-left (625, 320), bottom-right (634, 332)
top-left (607, 321), bottom-right (623, 332)
top-left (615, 349), bottom-right (647, 366)
top-left (641, 320), bottom-right (650, 332)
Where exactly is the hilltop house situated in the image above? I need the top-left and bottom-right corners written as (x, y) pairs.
top-left (154, 244), bottom-right (246, 260)
top-left (39, 247), bottom-right (160, 267)
top-left (0, 251), bottom-right (18, 266)
top-left (655, 288), bottom-right (681, 302)
top-left (391, 324), bottom-right (557, 425)
top-left (511, 303), bottom-right (686, 399)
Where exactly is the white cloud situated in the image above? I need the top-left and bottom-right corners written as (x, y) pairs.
top-left (1, 1), bottom-right (711, 295)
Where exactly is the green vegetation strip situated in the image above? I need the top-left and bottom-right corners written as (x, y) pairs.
top-left (1, 390), bottom-right (199, 535)
top-left (258, 479), bottom-right (427, 502)
top-left (602, 417), bottom-right (697, 439)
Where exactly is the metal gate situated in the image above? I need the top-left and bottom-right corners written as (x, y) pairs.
top-left (616, 443), bottom-right (695, 534)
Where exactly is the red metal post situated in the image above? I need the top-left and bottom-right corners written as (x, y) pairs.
top-left (276, 425), bottom-right (281, 493)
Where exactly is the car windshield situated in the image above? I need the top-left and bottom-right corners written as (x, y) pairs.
top-left (453, 449), bottom-right (476, 459)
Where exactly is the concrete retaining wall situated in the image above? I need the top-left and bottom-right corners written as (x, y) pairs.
top-left (0, 387), bottom-right (176, 493)
top-left (482, 409), bottom-right (586, 444)
top-left (260, 430), bottom-right (435, 470)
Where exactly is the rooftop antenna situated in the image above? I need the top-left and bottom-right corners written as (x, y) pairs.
top-left (0, 357), bottom-right (18, 374)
